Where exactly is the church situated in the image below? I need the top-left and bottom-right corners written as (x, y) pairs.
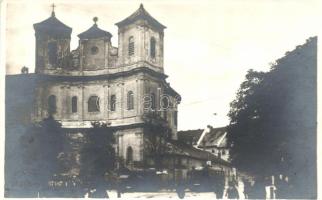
top-left (26, 4), bottom-right (180, 169)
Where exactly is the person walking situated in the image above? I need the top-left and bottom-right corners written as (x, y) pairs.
top-left (226, 181), bottom-right (239, 199)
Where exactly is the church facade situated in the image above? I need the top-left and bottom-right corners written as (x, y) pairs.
top-left (31, 4), bottom-right (180, 168)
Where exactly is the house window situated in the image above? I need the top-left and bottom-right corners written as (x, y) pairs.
top-left (151, 93), bottom-right (156, 110)
top-left (126, 146), bottom-right (133, 164)
top-left (110, 95), bottom-right (116, 111)
top-left (48, 95), bottom-right (57, 115)
top-left (88, 96), bottom-right (100, 112)
top-left (48, 42), bottom-right (58, 65)
top-left (127, 91), bottom-right (134, 110)
top-left (176, 158), bottom-right (182, 166)
top-left (91, 46), bottom-right (99, 55)
top-left (72, 96), bottom-right (77, 113)
top-left (128, 36), bottom-right (134, 56)
top-left (150, 37), bottom-right (156, 58)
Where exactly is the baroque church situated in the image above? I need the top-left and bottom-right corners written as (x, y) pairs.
top-left (31, 4), bottom-right (180, 169)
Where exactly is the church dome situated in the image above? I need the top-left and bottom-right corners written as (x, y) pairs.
top-left (78, 17), bottom-right (112, 40)
top-left (33, 11), bottom-right (72, 38)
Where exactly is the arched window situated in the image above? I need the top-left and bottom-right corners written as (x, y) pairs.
top-left (110, 95), bottom-right (116, 111)
top-left (150, 37), bottom-right (156, 58)
top-left (126, 146), bottom-right (133, 164)
top-left (162, 97), bottom-right (169, 120)
top-left (128, 36), bottom-right (134, 56)
top-left (127, 91), bottom-right (134, 110)
top-left (72, 96), bottom-right (77, 113)
top-left (48, 42), bottom-right (58, 65)
top-left (161, 96), bottom-right (169, 110)
top-left (48, 95), bottom-right (57, 115)
top-left (160, 95), bottom-right (170, 121)
top-left (151, 93), bottom-right (156, 110)
top-left (88, 96), bottom-right (100, 112)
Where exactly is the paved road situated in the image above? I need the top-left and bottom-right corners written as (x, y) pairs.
top-left (94, 190), bottom-right (218, 199)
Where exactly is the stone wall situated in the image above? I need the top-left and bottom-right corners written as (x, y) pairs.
top-left (33, 73), bottom-right (178, 131)
top-left (116, 127), bottom-right (144, 163)
top-left (80, 39), bottom-right (109, 70)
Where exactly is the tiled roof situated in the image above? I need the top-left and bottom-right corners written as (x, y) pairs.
top-left (78, 24), bottom-right (112, 40)
top-left (115, 4), bottom-right (166, 31)
top-left (178, 126), bottom-right (228, 148)
top-left (177, 129), bottom-right (203, 145)
top-left (167, 140), bottom-right (230, 166)
top-left (33, 12), bottom-right (72, 38)
top-left (199, 127), bottom-right (227, 148)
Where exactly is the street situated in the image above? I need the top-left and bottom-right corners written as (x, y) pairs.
top-left (100, 190), bottom-right (218, 199)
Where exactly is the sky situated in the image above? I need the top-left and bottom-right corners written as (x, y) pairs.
top-left (4, 0), bottom-right (322, 131)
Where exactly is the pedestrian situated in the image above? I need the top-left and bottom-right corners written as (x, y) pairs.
top-left (243, 181), bottom-right (251, 199)
top-left (213, 173), bottom-right (225, 199)
top-left (226, 181), bottom-right (239, 199)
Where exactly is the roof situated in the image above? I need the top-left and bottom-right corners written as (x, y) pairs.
top-left (178, 126), bottom-right (228, 148)
top-left (177, 129), bottom-right (203, 145)
top-left (33, 11), bottom-right (72, 38)
top-left (115, 4), bottom-right (166, 31)
top-left (6, 67), bottom-right (168, 82)
top-left (164, 82), bottom-right (181, 100)
top-left (198, 126), bottom-right (227, 148)
top-left (167, 140), bottom-right (230, 166)
top-left (78, 23), bottom-right (112, 40)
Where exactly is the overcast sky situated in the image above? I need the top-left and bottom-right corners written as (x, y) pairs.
top-left (4, 0), bottom-right (321, 131)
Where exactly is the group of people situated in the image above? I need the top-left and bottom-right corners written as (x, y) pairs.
top-left (227, 175), bottom-right (293, 199)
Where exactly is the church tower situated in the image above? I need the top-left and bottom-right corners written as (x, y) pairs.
top-left (115, 4), bottom-right (166, 73)
top-left (33, 5), bottom-right (72, 73)
top-left (78, 17), bottom-right (112, 72)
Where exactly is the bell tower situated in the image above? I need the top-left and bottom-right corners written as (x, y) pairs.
top-left (33, 4), bottom-right (72, 73)
top-left (115, 4), bottom-right (166, 72)
top-left (78, 17), bottom-right (112, 71)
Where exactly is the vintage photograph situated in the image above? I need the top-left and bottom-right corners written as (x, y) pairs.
top-left (3, 0), bottom-right (318, 199)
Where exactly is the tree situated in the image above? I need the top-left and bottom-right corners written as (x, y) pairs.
top-left (19, 116), bottom-right (65, 195)
top-left (143, 112), bottom-right (172, 170)
top-left (227, 37), bottom-right (317, 198)
top-left (79, 122), bottom-right (115, 190)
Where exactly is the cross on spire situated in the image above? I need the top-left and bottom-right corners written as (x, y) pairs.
top-left (51, 3), bottom-right (56, 17)
top-left (93, 16), bottom-right (98, 24)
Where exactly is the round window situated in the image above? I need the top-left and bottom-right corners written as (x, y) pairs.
top-left (91, 46), bottom-right (99, 55)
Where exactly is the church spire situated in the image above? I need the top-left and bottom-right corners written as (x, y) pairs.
top-left (51, 3), bottom-right (56, 17)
